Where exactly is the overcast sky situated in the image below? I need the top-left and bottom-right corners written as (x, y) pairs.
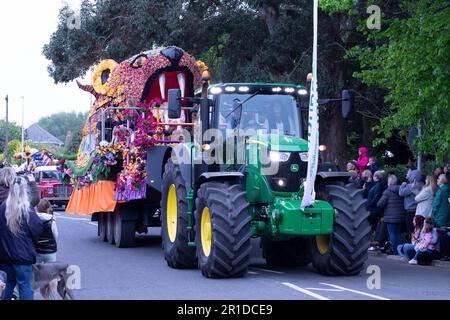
top-left (0, 0), bottom-right (91, 128)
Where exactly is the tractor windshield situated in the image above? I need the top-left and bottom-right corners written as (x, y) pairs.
top-left (218, 94), bottom-right (301, 137)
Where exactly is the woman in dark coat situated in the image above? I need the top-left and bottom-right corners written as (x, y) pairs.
top-left (367, 171), bottom-right (385, 232)
top-left (377, 175), bottom-right (406, 254)
top-left (0, 177), bottom-right (43, 300)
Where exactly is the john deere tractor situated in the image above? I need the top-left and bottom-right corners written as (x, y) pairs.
top-left (148, 83), bottom-right (370, 278)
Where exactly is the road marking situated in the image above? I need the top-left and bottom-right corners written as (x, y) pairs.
top-left (88, 222), bottom-right (98, 227)
top-left (320, 283), bottom-right (390, 300)
top-left (306, 288), bottom-right (344, 292)
top-left (247, 271), bottom-right (259, 275)
top-left (250, 267), bottom-right (284, 274)
top-left (282, 282), bottom-right (330, 300)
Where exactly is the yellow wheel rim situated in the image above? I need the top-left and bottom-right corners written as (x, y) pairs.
top-left (201, 207), bottom-right (212, 257)
top-left (167, 185), bottom-right (178, 243)
top-left (316, 235), bottom-right (330, 255)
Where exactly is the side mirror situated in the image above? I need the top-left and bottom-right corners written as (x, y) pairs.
top-left (342, 90), bottom-right (355, 119)
top-left (168, 89), bottom-right (182, 119)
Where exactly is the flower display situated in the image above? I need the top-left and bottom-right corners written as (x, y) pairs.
top-left (68, 47), bottom-right (203, 199)
top-left (93, 59), bottom-right (119, 95)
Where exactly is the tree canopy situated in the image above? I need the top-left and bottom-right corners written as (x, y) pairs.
top-left (348, 0), bottom-right (450, 161)
top-left (37, 111), bottom-right (87, 143)
top-left (43, 0), bottom-right (450, 163)
top-left (0, 120), bottom-right (22, 154)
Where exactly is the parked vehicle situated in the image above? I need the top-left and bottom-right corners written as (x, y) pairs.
top-left (35, 166), bottom-right (73, 208)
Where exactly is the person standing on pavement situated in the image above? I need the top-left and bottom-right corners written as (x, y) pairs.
top-left (434, 167), bottom-right (443, 180)
top-left (399, 169), bottom-right (424, 237)
top-left (35, 199), bottom-right (58, 264)
top-left (354, 147), bottom-right (369, 178)
top-left (360, 170), bottom-right (375, 198)
top-left (443, 165), bottom-right (450, 182)
top-left (431, 174), bottom-right (450, 228)
top-left (0, 167), bottom-right (40, 207)
top-left (366, 157), bottom-right (379, 175)
top-left (366, 171), bottom-right (385, 233)
top-left (414, 175), bottom-right (437, 218)
top-left (0, 177), bottom-right (44, 300)
top-left (377, 175), bottom-right (406, 254)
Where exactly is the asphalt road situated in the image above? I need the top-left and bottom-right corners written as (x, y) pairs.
top-left (53, 211), bottom-right (450, 300)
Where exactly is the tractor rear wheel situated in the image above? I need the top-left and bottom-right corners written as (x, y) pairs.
top-left (194, 182), bottom-right (252, 278)
top-left (262, 237), bottom-right (312, 267)
top-left (311, 183), bottom-right (371, 275)
top-left (160, 158), bottom-right (197, 268)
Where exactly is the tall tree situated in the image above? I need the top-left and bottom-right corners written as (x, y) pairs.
top-left (348, 0), bottom-right (450, 161)
top-left (0, 121), bottom-right (22, 154)
top-left (38, 111), bottom-right (87, 142)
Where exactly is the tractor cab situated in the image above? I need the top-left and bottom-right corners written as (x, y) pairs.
top-left (205, 83), bottom-right (309, 139)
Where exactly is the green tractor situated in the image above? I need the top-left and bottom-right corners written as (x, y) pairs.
top-left (148, 83), bottom-right (370, 278)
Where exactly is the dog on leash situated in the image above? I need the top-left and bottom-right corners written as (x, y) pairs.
top-left (32, 263), bottom-right (75, 300)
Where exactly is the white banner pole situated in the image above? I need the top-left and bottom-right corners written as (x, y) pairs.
top-left (301, 0), bottom-right (319, 210)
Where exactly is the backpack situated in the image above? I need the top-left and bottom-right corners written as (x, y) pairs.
top-left (36, 218), bottom-right (57, 254)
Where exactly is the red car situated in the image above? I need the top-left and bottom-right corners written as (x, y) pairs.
top-left (34, 166), bottom-right (74, 208)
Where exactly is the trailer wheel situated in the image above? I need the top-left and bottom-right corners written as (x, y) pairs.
top-left (98, 213), bottom-right (108, 242)
top-left (107, 213), bottom-right (116, 245)
top-left (195, 182), bottom-right (252, 278)
top-left (113, 209), bottom-right (135, 248)
top-left (262, 237), bottom-right (312, 267)
top-left (311, 183), bottom-right (371, 275)
top-left (160, 158), bottom-right (197, 268)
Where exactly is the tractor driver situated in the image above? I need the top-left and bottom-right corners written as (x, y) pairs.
top-left (265, 100), bottom-right (292, 135)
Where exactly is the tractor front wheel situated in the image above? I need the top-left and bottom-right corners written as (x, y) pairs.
top-left (195, 182), bottom-right (252, 278)
top-left (160, 158), bottom-right (197, 269)
top-left (311, 183), bottom-right (371, 275)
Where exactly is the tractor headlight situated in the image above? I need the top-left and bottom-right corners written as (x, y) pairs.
top-left (299, 152), bottom-right (309, 162)
top-left (269, 151), bottom-right (291, 162)
top-left (298, 89), bottom-right (308, 96)
top-left (210, 87), bottom-right (222, 94)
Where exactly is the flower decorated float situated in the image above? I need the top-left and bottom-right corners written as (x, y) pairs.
top-left (63, 47), bottom-right (205, 218)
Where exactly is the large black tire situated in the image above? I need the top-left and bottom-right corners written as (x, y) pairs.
top-left (311, 183), bottom-right (371, 276)
top-left (160, 158), bottom-right (197, 268)
top-left (107, 213), bottom-right (116, 245)
top-left (262, 237), bottom-right (312, 267)
top-left (98, 213), bottom-right (108, 242)
top-left (114, 209), bottom-right (136, 248)
top-left (194, 182), bottom-right (252, 278)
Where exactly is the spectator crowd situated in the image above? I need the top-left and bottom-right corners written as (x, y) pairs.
top-left (0, 167), bottom-right (59, 300)
top-left (347, 147), bottom-right (450, 265)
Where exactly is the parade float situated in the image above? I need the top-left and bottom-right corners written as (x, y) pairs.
top-left (61, 47), bottom-right (206, 244)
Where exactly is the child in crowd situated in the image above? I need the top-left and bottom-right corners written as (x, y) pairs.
top-left (397, 215), bottom-right (425, 260)
top-left (35, 199), bottom-right (58, 263)
top-left (409, 220), bottom-right (436, 265)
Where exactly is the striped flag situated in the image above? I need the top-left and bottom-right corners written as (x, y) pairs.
top-left (301, 0), bottom-right (319, 210)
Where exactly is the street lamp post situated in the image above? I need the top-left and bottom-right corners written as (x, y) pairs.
top-left (21, 96), bottom-right (25, 153)
top-left (4, 95), bottom-right (9, 164)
